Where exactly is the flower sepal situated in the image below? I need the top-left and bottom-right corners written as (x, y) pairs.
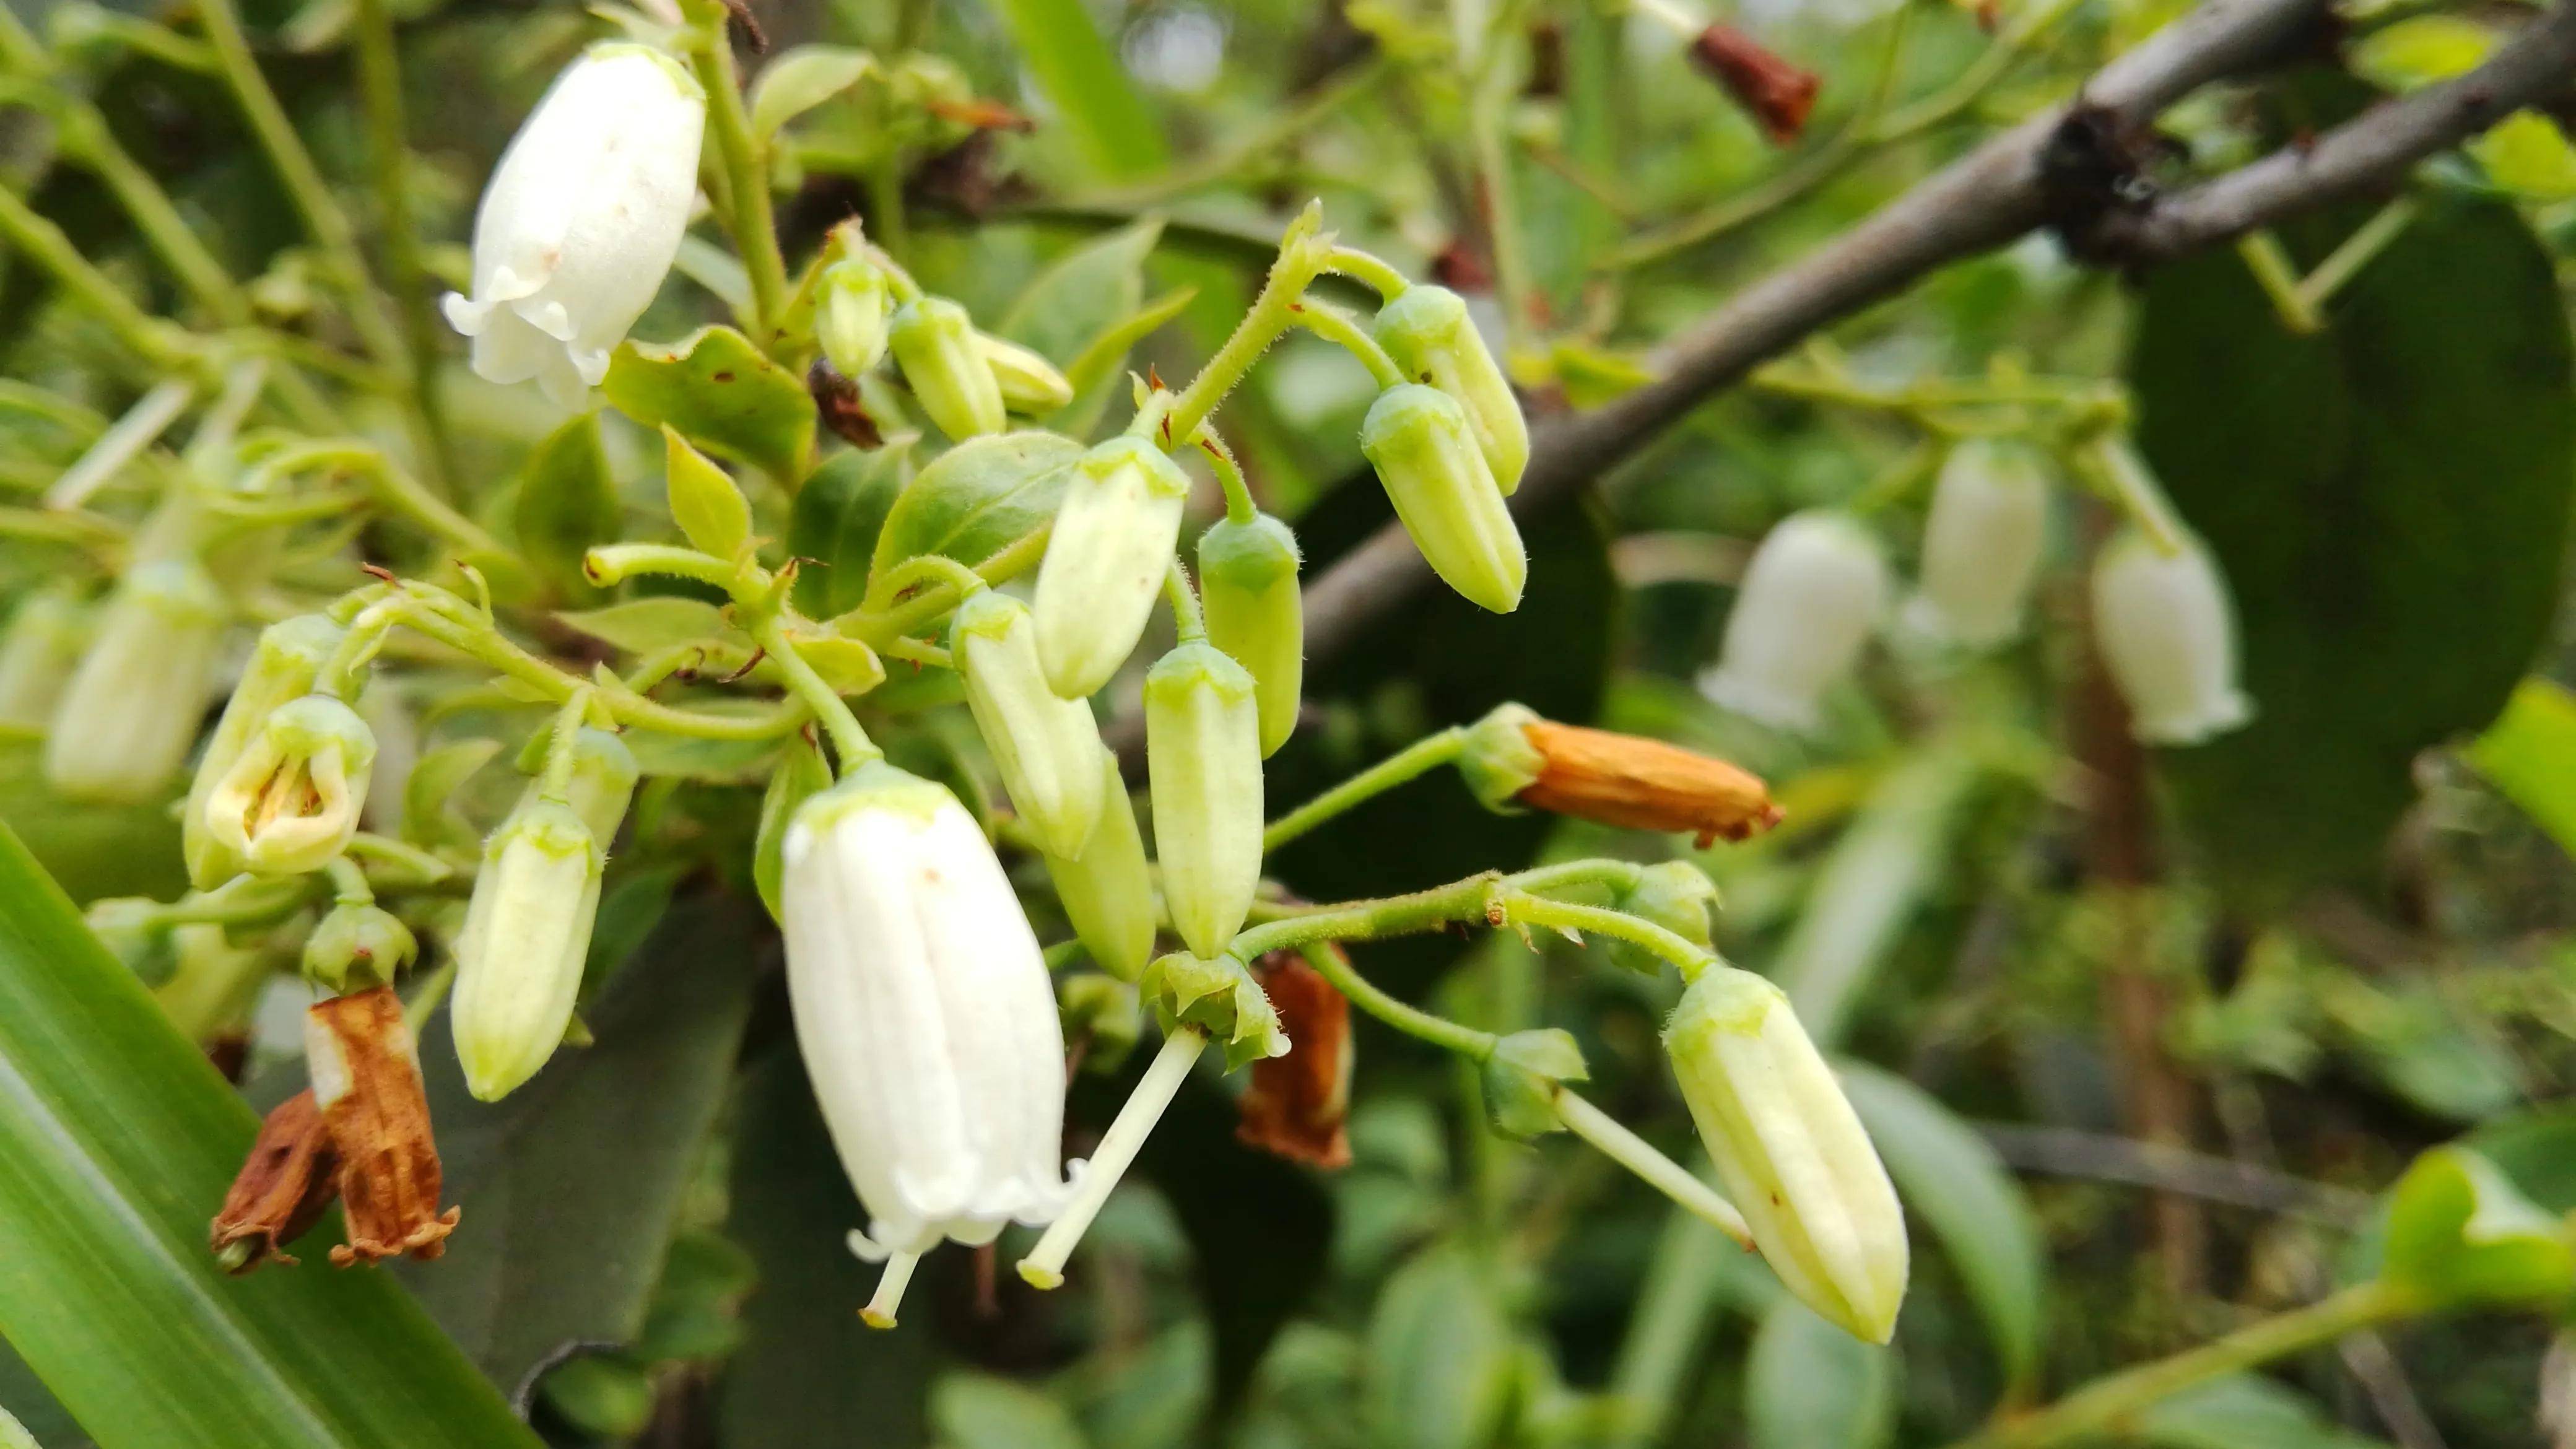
top-left (1140, 950), bottom-right (1289, 1071)
top-left (303, 901), bottom-right (419, 995)
top-left (1481, 1027), bottom-right (1587, 1140)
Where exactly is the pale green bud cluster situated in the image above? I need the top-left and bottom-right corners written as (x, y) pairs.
top-left (202, 694), bottom-right (376, 877)
top-left (817, 256), bottom-right (892, 379)
top-left (1144, 642), bottom-right (1264, 959)
top-left (185, 614), bottom-right (346, 889)
top-left (1033, 437), bottom-right (1193, 698)
top-left (890, 296), bottom-right (1006, 440)
top-left (1359, 384), bottom-right (1527, 614)
top-left (1197, 513), bottom-right (1304, 757)
top-left (450, 798), bottom-right (605, 1102)
top-left (0, 591), bottom-right (87, 731)
top-left (1373, 284), bottom-right (1529, 492)
top-left (45, 558), bottom-right (226, 803)
top-left (951, 590), bottom-right (1106, 857)
top-left (833, 264), bottom-right (1073, 438)
top-left (1664, 966), bottom-right (1908, 1343)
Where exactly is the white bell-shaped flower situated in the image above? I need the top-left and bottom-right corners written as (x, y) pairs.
top-left (441, 45), bottom-right (705, 407)
top-left (1902, 440), bottom-right (2050, 648)
top-left (2090, 528), bottom-right (2254, 745)
top-left (1700, 510), bottom-right (1887, 731)
top-left (780, 762), bottom-right (1076, 1326)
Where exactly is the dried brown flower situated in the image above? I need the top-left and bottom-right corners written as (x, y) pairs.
top-left (1519, 719), bottom-right (1783, 848)
top-left (306, 986), bottom-right (459, 1266)
top-left (1689, 25), bottom-right (1821, 146)
top-left (1237, 947), bottom-right (1354, 1169)
top-left (209, 1088), bottom-right (339, 1273)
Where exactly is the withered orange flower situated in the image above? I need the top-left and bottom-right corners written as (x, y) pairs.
top-left (1518, 719), bottom-right (1783, 848)
top-left (1689, 25), bottom-right (1821, 146)
top-left (209, 1088), bottom-right (339, 1274)
top-left (1237, 948), bottom-right (1354, 1169)
top-left (306, 986), bottom-right (459, 1266)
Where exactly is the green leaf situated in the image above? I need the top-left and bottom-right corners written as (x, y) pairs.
top-left (982, 0), bottom-right (1168, 178)
top-left (2468, 678), bottom-right (2576, 861)
top-left (2133, 1375), bottom-right (2393, 1449)
top-left (2131, 189), bottom-right (2576, 907)
top-left (1838, 1064), bottom-right (2044, 1390)
top-left (2348, 15), bottom-right (2496, 90)
top-left (868, 430), bottom-right (1084, 581)
top-left (2375, 1146), bottom-right (2575, 1308)
top-left (747, 45), bottom-right (876, 141)
top-left (0, 822), bottom-right (540, 1448)
top-left (554, 598), bottom-right (735, 656)
top-left (787, 444), bottom-right (912, 619)
top-left (754, 731), bottom-right (831, 923)
top-left (603, 327), bottom-right (814, 484)
top-left (2473, 111), bottom-right (2576, 201)
top-left (661, 427), bottom-right (753, 562)
top-left (0, 742), bottom-right (185, 905)
top-left (1744, 1298), bottom-right (1896, 1449)
top-left (1362, 1243), bottom-right (1516, 1449)
top-left (999, 217), bottom-right (1163, 369)
top-left (398, 899), bottom-right (761, 1395)
top-left (511, 412), bottom-right (619, 601)
top-left (401, 739), bottom-right (503, 853)
top-left (1064, 285), bottom-right (1197, 397)
top-left (717, 1046), bottom-right (933, 1448)
top-left (930, 1375), bottom-right (1087, 1449)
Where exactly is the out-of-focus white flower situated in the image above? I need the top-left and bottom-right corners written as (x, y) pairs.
top-left (780, 764), bottom-right (1075, 1326)
top-left (1700, 510), bottom-right (1886, 731)
top-left (2090, 528), bottom-right (2254, 745)
top-left (46, 559), bottom-right (227, 803)
top-left (441, 45), bottom-right (705, 407)
top-left (1903, 440), bottom-right (2050, 648)
top-left (1664, 965), bottom-right (1908, 1343)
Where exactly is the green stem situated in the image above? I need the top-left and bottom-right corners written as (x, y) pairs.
top-left (1263, 726), bottom-right (1467, 853)
top-left (243, 443), bottom-right (498, 555)
top-left (1164, 558), bottom-right (1204, 642)
top-left (843, 524), bottom-right (1048, 644)
top-left (749, 613), bottom-right (881, 770)
top-left (1164, 212), bottom-right (1331, 441)
top-left (1289, 302), bottom-right (1406, 388)
top-left (2072, 434), bottom-right (2186, 556)
top-left (685, 3), bottom-right (791, 344)
top-left (1554, 1090), bottom-right (1754, 1248)
top-left (2294, 195), bottom-right (2418, 315)
top-left (1296, 940), bottom-right (1497, 1059)
top-left (1507, 892), bottom-right (1717, 980)
top-left (350, 0), bottom-right (448, 475)
top-left (324, 854), bottom-right (375, 905)
top-left (1466, 2), bottom-right (1534, 347)
top-left (1324, 243), bottom-right (1411, 302)
top-left (2235, 230), bottom-right (2323, 334)
top-left (537, 688), bottom-right (596, 802)
top-left (0, 183), bottom-right (197, 370)
top-left (585, 542), bottom-right (762, 599)
top-left (1944, 1282), bottom-right (2424, 1449)
top-left (1191, 425), bottom-right (1258, 524)
top-left (1229, 870), bottom-right (1510, 962)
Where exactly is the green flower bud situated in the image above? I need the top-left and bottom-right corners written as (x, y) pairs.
top-left (978, 334), bottom-right (1076, 415)
top-left (817, 256), bottom-right (891, 378)
top-left (1664, 966), bottom-right (1908, 1343)
top-left (1139, 949), bottom-right (1290, 1071)
top-left (509, 726), bottom-right (640, 844)
top-left (45, 559), bottom-right (226, 803)
top-left (302, 900), bottom-right (419, 994)
top-left (1197, 513), bottom-right (1304, 758)
top-left (1374, 284), bottom-right (1530, 492)
top-left (0, 591), bottom-right (87, 731)
top-left (953, 590), bottom-right (1106, 857)
top-left (450, 799), bottom-right (603, 1101)
top-left (1359, 385), bottom-right (1526, 614)
top-left (1145, 642), bottom-right (1263, 959)
top-left (1059, 972), bottom-right (1142, 1074)
top-left (1607, 861), bottom-right (1718, 975)
top-left (1032, 436), bottom-right (1193, 698)
top-left (184, 614), bottom-right (346, 890)
top-left (889, 296), bottom-right (1005, 440)
top-left (202, 694), bottom-right (376, 877)
top-left (1042, 751), bottom-right (1155, 983)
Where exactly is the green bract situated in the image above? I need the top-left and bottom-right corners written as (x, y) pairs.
top-left (302, 900), bottom-right (419, 994)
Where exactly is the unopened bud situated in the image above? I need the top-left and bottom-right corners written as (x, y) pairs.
top-left (1236, 947), bottom-right (1352, 1167)
top-left (817, 256), bottom-right (891, 378)
top-left (1461, 703), bottom-right (1782, 846)
top-left (510, 726), bottom-right (640, 844)
top-left (307, 985), bottom-right (459, 1264)
top-left (953, 590), bottom-right (1106, 857)
top-left (1689, 24), bottom-right (1821, 146)
top-left (0, 591), bottom-right (86, 730)
top-left (1033, 436), bottom-right (1193, 698)
top-left (889, 296), bottom-right (1006, 440)
top-left (209, 1088), bottom-right (339, 1273)
top-left (1664, 966), bottom-right (1908, 1342)
top-left (203, 694), bottom-right (376, 876)
top-left (1141, 949), bottom-right (1290, 1070)
top-left (1903, 440), bottom-right (2051, 648)
top-left (1373, 285), bottom-right (1530, 492)
top-left (185, 614), bottom-right (346, 889)
top-left (1700, 511), bottom-right (1886, 732)
top-left (2091, 529), bottom-right (2253, 746)
top-left (1146, 642), bottom-right (1264, 959)
top-left (1198, 513), bottom-right (1305, 757)
top-left (1060, 972), bottom-right (1143, 1074)
top-left (45, 558), bottom-right (225, 803)
top-left (450, 799), bottom-right (603, 1101)
top-left (980, 334), bottom-right (1076, 415)
top-left (302, 901), bottom-right (419, 994)
top-left (1359, 384), bottom-right (1526, 614)
top-left (1042, 751), bottom-right (1156, 983)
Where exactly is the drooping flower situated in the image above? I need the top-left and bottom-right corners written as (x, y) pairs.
top-left (778, 763), bottom-right (1074, 1326)
top-left (449, 798), bottom-right (603, 1102)
top-left (1032, 436), bottom-right (1194, 698)
top-left (1664, 965), bottom-right (1908, 1342)
top-left (1144, 642), bottom-right (1264, 959)
top-left (202, 694), bottom-right (376, 877)
top-left (1359, 383), bottom-right (1526, 614)
top-left (2089, 528), bottom-right (2254, 745)
top-left (440, 44), bottom-right (706, 407)
top-left (1904, 440), bottom-right (2051, 648)
top-left (1700, 510), bottom-right (1887, 731)
top-left (45, 558), bottom-right (225, 803)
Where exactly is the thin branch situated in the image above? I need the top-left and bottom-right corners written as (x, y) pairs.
top-left (1976, 1123), bottom-right (2372, 1222)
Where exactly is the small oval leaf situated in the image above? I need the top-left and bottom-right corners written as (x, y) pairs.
top-left (868, 430), bottom-right (1083, 581)
top-left (603, 326), bottom-right (814, 484)
top-left (749, 45), bottom-right (876, 141)
top-left (663, 427), bottom-right (753, 562)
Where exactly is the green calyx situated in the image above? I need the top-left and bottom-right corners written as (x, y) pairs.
top-left (1481, 1027), bottom-right (1588, 1140)
top-left (302, 900), bottom-right (418, 994)
top-left (1456, 702), bottom-right (1544, 812)
top-left (1140, 950), bottom-right (1290, 1071)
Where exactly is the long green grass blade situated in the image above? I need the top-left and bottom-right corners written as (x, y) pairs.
top-left (983, 0), bottom-right (1168, 178)
top-left (0, 822), bottom-right (539, 1449)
